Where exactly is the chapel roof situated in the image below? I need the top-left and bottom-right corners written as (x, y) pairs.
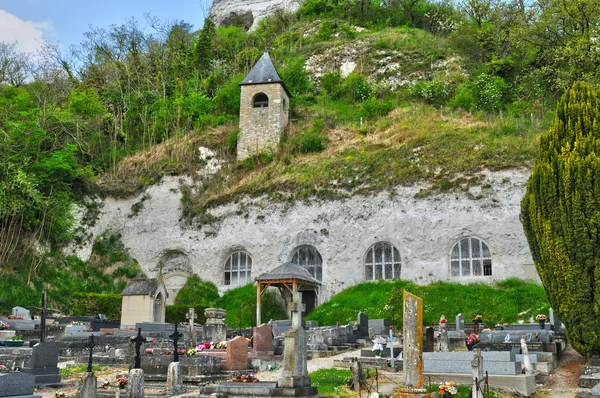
top-left (255, 262), bottom-right (321, 285)
top-left (240, 51), bottom-right (291, 95)
top-left (121, 278), bottom-right (165, 296)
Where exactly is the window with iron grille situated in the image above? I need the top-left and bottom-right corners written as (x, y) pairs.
top-left (365, 242), bottom-right (401, 280)
top-left (224, 251), bottom-right (252, 286)
top-left (450, 237), bottom-right (492, 277)
top-left (291, 245), bottom-right (323, 281)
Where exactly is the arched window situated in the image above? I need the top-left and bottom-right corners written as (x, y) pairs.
top-left (291, 245), bottom-right (322, 281)
top-left (253, 93), bottom-right (269, 108)
top-left (365, 242), bottom-right (401, 280)
top-left (224, 251), bottom-right (252, 286)
top-left (450, 237), bottom-right (492, 277)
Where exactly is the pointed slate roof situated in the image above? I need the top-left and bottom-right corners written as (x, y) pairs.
top-left (240, 52), bottom-right (291, 96)
top-left (255, 262), bottom-right (320, 285)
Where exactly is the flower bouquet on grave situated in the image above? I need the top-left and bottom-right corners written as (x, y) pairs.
top-left (536, 314), bottom-right (547, 327)
top-left (101, 379), bottom-right (110, 390)
top-left (372, 342), bottom-right (384, 358)
top-left (0, 321), bottom-right (9, 330)
top-left (466, 332), bottom-right (480, 351)
top-left (55, 392), bottom-right (66, 398)
top-left (117, 375), bottom-right (128, 389)
top-left (438, 381), bottom-right (458, 397)
top-left (145, 348), bottom-right (153, 354)
top-left (7, 315), bottom-right (23, 320)
top-left (164, 349), bottom-right (172, 355)
top-left (187, 348), bottom-right (198, 356)
top-left (215, 341), bottom-right (227, 349)
top-left (178, 349), bottom-right (187, 355)
top-left (0, 364), bottom-right (7, 373)
top-left (232, 373), bottom-right (259, 383)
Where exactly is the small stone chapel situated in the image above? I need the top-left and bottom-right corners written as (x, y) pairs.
top-left (120, 278), bottom-right (167, 329)
top-left (238, 51), bottom-right (290, 160)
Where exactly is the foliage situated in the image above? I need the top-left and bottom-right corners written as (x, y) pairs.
top-left (60, 365), bottom-right (105, 378)
top-left (305, 278), bottom-right (549, 328)
top-left (213, 284), bottom-right (286, 328)
top-left (309, 368), bottom-right (352, 395)
top-left (521, 81), bottom-right (600, 357)
top-left (174, 275), bottom-right (219, 307)
top-left (165, 304), bottom-right (208, 324)
top-left (71, 293), bottom-right (122, 320)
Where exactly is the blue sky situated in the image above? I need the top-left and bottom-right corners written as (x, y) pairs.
top-left (0, 0), bottom-right (212, 53)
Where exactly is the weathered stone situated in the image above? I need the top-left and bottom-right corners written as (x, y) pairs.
top-left (0, 372), bottom-right (39, 397)
top-left (253, 323), bottom-right (273, 353)
top-left (126, 368), bottom-right (144, 398)
top-left (521, 338), bottom-right (532, 374)
top-left (591, 382), bottom-right (600, 395)
top-left (209, 0), bottom-right (301, 31)
top-left (77, 372), bottom-right (97, 398)
top-left (278, 292), bottom-right (310, 389)
top-left (21, 342), bottom-right (61, 384)
top-left (403, 291), bottom-right (423, 389)
top-left (225, 336), bottom-right (249, 371)
top-left (12, 307), bottom-right (31, 320)
top-left (471, 349), bottom-right (484, 398)
top-left (167, 362), bottom-right (186, 394)
top-left (456, 314), bottom-right (465, 333)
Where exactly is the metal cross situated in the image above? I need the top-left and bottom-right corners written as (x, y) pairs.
top-left (86, 334), bottom-right (97, 372)
top-left (169, 324), bottom-right (183, 362)
top-left (40, 290), bottom-right (47, 342)
top-left (387, 329), bottom-right (396, 367)
top-left (131, 328), bottom-right (147, 369)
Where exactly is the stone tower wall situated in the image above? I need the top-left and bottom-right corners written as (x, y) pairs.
top-left (238, 83), bottom-right (289, 160)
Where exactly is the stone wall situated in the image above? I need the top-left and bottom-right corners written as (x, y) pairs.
top-left (238, 82), bottom-right (289, 160)
top-left (71, 167), bottom-right (538, 304)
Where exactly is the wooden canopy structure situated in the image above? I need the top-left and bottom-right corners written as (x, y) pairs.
top-left (255, 262), bottom-right (321, 326)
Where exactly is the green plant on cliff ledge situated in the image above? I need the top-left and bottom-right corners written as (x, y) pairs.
top-left (521, 81), bottom-right (600, 357)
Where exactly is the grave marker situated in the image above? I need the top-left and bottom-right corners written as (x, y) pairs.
top-left (456, 313), bottom-right (465, 334)
top-left (127, 368), bottom-right (144, 398)
top-left (169, 324), bottom-right (182, 362)
top-left (12, 306), bottom-right (31, 320)
top-left (387, 329), bottom-right (397, 367)
top-left (225, 335), bottom-right (249, 370)
top-left (86, 334), bottom-right (97, 373)
top-left (77, 373), bottom-right (97, 398)
top-left (186, 308), bottom-right (198, 348)
top-left (21, 342), bottom-right (61, 383)
top-left (0, 372), bottom-right (41, 398)
top-left (471, 349), bottom-right (484, 398)
top-left (131, 328), bottom-right (147, 369)
top-left (402, 291), bottom-right (424, 389)
top-left (278, 292), bottom-right (311, 389)
top-left (521, 338), bottom-right (532, 374)
top-left (253, 323), bottom-right (273, 353)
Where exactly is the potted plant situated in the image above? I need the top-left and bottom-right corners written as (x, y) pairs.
top-left (4, 335), bottom-right (24, 347)
top-left (536, 314), bottom-right (547, 328)
top-left (372, 341), bottom-right (383, 358)
top-left (466, 331), bottom-right (480, 351)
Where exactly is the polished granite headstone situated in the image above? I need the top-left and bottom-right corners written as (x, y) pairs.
top-left (20, 342), bottom-right (61, 384)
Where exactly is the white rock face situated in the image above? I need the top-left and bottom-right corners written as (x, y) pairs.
top-left (209, 0), bottom-right (303, 31)
top-left (72, 167), bottom-right (538, 303)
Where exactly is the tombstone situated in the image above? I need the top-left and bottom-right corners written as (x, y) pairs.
top-left (471, 349), bottom-right (484, 398)
top-left (127, 368), bottom-right (144, 398)
top-left (402, 291), bottom-right (424, 390)
top-left (21, 342), bottom-right (61, 383)
top-left (437, 316), bottom-right (449, 352)
top-left (204, 308), bottom-right (227, 343)
top-left (65, 324), bottom-right (88, 337)
top-left (521, 338), bottom-right (532, 374)
top-left (186, 308), bottom-right (198, 348)
top-left (0, 372), bottom-right (41, 397)
top-left (77, 373), bottom-right (97, 398)
top-left (131, 328), bottom-right (147, 369)
top-left (167, 362), bottom-right (185, 395)
top-left (278, 292), bottom-right (311, 389)
top-left (351, 361), bottom-right (366, 391)
top-left (425, 327), bottom-right (435, 352)
top-left (169, 324), bottom-right (182, 362)
top-left (357, 312), bottom-right (369, 337)
top-left (86, 334), bottom-right (97, 372)
top-left (225, 336), bottom-right (249, 370)
top-left (456, 313), bottom-right (465, 334)
top-left (12, 306), bottom-right (31, 320)
top-left (253, 323), bottom-right (273, 354)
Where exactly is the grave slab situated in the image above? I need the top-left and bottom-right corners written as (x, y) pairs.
top-left (0, 372), bottom-right (41, 397)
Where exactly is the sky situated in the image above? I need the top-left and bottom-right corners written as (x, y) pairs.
top-left (0, 0), bottom-right (212, 54)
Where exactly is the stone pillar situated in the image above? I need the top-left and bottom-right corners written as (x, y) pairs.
top-left (424, 327), bottom-right (434, 352)
top-left (127, 368), bottom-right (144, 398)
top-left (471, 349), bottom-right (484, 398)
top-left (167, 362), bottom-right (185, 394)
top-left (204, 308), bottom-right (227, 343)
top-left (438, 322), bottom-right (449, 352)
top-left (402, 291), bottom-right (424, 390)
top-left (520, 338), bottom-right (532, 374)
top-left (278, 292), bottom-right (310, 389)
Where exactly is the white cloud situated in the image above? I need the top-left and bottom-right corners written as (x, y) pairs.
top-left (0, 9), bottom-right (53, 54)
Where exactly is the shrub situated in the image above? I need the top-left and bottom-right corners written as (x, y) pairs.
top-left (473, 73), bottom-right (508, 112)
top-left (71, 293), bottom-right (121, 320)
top-left (361, 98), bottom-right (394, 118)
top-left (410, 80), bottom-right (454, 105)
top-left (174, 275), bottom-right (219, 307)
top-left (341, 73), bottom-right (373, 102)
top-left (226, 131), bottom-right (239, 154)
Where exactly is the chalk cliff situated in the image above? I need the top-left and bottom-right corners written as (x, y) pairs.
top-left (209, 0), bottom-right (303, 31)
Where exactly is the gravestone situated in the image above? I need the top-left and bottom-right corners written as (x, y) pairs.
top-left (131, 328), bottom-right (147, 369)
top-left (368, 319), bottom-right (391, 335)
top-left (471, 349), bottom-right (484, 398)
top-left (0, 372), bottom-right (41, 397)
top-left (437, 316), bottom-right (449, 352)
top-left (65, 324), bottom-right (88, 337)
top-left (425, 327), bottom-right (435, 352)
top-left (21, 342), bottom-right (61, 383)
top-left (357, 312), bottom-right (368, 337)
top-left (278, 292), bottom-right (311, 389)
top-left (186, 308), bottom-right (198, 348)
top-left (253, 323), bottom-right (273, 353)
top-left (167, 362), bottom-right (185, 395)
top-left (77, 372), bottom-right (97, 398)
top-left (521, 338), bottom-right (532, 374)
top-left (225, 335), bottom-right (249, 370)
top-left (169, 324), bottom-right (182, 362)
top-left (204, 308), bottom-right (227, 343)
top-left (127, 368), bottom-right (144, 398)
top-left (456, 314), bottom-right (465, 334)
top-left (402, 291), bottom-right (424, 390)
top-left (12, 306), bottom-right (31, 320)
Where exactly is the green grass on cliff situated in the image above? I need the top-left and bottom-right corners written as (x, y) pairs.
top-left (305, 278), bottom-right (550, 328)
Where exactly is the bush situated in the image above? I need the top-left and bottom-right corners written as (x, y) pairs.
top-left (166, 304), bottom-right (208, 324)
top-left (341, 73), bottom-right (372, 102)
top-left (226, 131), bottom-right (239, 154)
top-left (321, 72), bottom-right (342, 97)
top-left (410, 80), bottom-right (454, 105)
top-left (361, 98), bottom-right (394, 118)
top-left (213, 284), bottom-right (286, 328)
top-left (174, 275), bottom-right (219, 307)
top-left (473, 73), bottom-right (508, 112)
top-left (71, 293), bottom-right (121, 320)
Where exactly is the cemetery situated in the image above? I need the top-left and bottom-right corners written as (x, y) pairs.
top-left (0, 276), bottom-right (583, 398)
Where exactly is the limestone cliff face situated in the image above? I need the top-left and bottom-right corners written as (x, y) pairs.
top-left (209, 0), bottom-right (303, 31)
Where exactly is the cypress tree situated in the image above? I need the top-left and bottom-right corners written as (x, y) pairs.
top-left (521, 81), bottom-right (600, 356)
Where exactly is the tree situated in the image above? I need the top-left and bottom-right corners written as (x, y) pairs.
top-left (521, 81), bottom-right (600, 357)
top-left (194, 18), bottom-right (216, 77)
top-left (0, 41), bottom-right (30, 86)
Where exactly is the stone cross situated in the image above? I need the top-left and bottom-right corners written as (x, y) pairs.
top-left (387, 329), bottom-right (397, 367)
top-left (520, 338), bottom-right (532, 374)
top-left (86, 334), bottom-right (97, 373)
top-left (291, 292), bottom-right (306, 328)
top-left (402, 291), bottom-right (424, 390)
top-left (170, 324), bottom-right (183, 362)
top-left (186, 308), bottom-right (198, 348)
top-left (131, 328), bottom-right (147, 369)
top-left (438, 316), bottom-right (449, 352)
top-left (471, 348), bottom-right (484, 398)
top-left (40, 290), bottom-right (47, 342)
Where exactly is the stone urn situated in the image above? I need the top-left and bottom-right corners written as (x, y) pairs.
top-left (204, 308), bottom-right (226, 325)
